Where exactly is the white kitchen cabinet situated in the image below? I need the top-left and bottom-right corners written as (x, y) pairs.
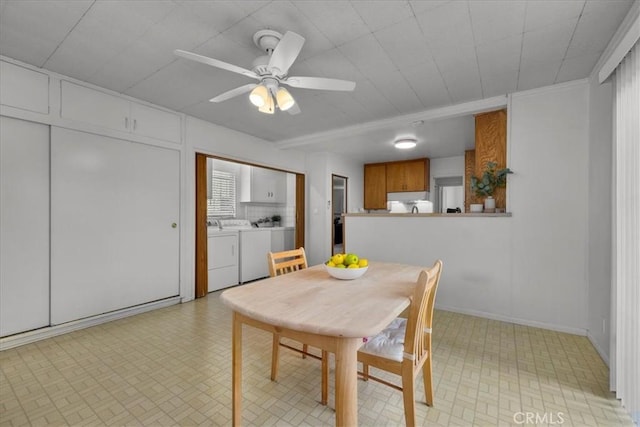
top-left (240, 165), bottom-right (286, 203)
top-left (50, 127), bottom-right (180, 325)
top-left (271, 228), bottom-right (295, 252)
top-left (0, 117), bottom-right (50, 337)
top-left (0, 60), bottom-right (49, 114)
top-left (208, 232), bottom-right (239, 292)
top-left (60, 80), bottom-right (182, 143)
top-left (60, 80), bottom-right (130, 131)
top-left (130, 101), bottom-right (181, 143)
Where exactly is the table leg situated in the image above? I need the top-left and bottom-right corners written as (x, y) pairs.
top-left (232, 312), bottom-right (242, 426)
top-left (334, 338), bottom-right (360, 426)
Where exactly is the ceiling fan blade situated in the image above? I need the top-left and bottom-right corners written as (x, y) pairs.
top-left (287, 102), bottom-right (301, 115)
top-left (268, 31), bottom-right (305, 76)
top-left (284, 76), bottom-right (356, 91)
top-left (209, 84), bottom-right (257, 103)
top-left (174, 49), bottom-right (259, 79)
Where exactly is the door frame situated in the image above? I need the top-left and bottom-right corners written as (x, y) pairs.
top-left (331, 174), bottom-right (348, 255)
top-left (195, 153), bottom-right (306, 298)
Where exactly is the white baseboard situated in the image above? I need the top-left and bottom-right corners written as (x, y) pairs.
top-left (436, 304), bottom-right (588, 336)
top-left (587, 331), bottom-right (610, 366)
top-left (0, 297), bottom-right (181, 351)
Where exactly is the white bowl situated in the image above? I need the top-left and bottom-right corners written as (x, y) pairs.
top-left (325, 265), bottom-right (368, 280)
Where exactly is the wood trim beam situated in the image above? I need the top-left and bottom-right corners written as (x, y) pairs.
top-left (195, 153), bottom-right (208, 298)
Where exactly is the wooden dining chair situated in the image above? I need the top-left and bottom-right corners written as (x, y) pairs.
top-left (357, 259), bottom-right (443, 427)
top-left (267, 247), bottom-right (329, 405)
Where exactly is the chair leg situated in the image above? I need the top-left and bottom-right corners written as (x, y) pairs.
top-left (423, 357), bottom-right (434, 406)
top-left (362, 364), bottom-right (369, 381)
top-left (321, 350), bottom-right (329, 405)
top-left (271, 334), bottom-right (280, 381)
top-left (401, 368), bottom-right (416, 427)
top-left (302, 343), bottom-right (308, 359)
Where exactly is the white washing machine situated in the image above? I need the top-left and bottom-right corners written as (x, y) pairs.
top-left (219, 219), bottom-right (272, 283)
top-left (207, 225), bottom-right (239, 292)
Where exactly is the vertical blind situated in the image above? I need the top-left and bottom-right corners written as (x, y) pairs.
top-left (208, 170), bottom-right (236, 217)
top-left (613, 39), bottom-right (639, 424)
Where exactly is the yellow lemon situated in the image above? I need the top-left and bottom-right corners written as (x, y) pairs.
top-left (358, 258), bottom-right (369, 268)
top-left (326, 261), bottom-right (336, 267)
top-left (335, 264), bottom-right (346, 268)
top-left (347, 264), bottom-right (359, 269)
top-left (331, 253), bottom-right (344, 265)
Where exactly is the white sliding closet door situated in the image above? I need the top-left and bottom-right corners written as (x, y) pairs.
top-left (51, 127), bottom-right (179, 324)
top-left (0, 116), bottom-right (50, 336)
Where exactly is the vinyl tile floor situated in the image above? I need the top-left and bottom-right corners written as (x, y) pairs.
top-left (0, 291), bottom-right (634, 426)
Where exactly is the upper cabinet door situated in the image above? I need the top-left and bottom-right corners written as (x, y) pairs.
top-left (0, 61), bottom-right (49, 114)
top-left (240, 166), bottom-right (286, 203)
top-left (60, 81), bottom-right (183, 144)
top-left (386, 159), bottom-right (428, 192)
top-left (61, 80), bottom-right (130, 132)
top-left (364, 163), bottom-right (387, 209)
top-left (130, 102), bottom-right (182, 144)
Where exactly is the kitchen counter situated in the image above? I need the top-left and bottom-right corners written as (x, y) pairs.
top-left (345, 212), bottom-right (512, 217)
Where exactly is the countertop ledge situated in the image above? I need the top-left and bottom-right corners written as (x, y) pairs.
top-left (345, 213), bottom-right (512, 217)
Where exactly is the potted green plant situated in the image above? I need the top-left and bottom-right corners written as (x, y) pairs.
top-left (271, 214), bottom-right (281, 227)
top-left (470, 161), bottom-right (513, 212)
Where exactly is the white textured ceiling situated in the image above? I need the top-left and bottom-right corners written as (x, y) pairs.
top-left (0, 0), bottom-right (633, 162)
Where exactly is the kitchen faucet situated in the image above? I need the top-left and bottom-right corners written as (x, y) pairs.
top-left (411, 206), bottom-right (419, 214)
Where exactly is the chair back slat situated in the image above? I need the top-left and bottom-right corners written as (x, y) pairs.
top-left (403, 260), bottom-right (442, 368)
top-left (268, 248), bottom-right (308, 277)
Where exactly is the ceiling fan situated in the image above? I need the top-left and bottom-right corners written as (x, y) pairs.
top-left (174, 29), bottom-right (356, 115)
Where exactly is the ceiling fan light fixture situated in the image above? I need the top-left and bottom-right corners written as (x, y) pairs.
top-left (276, 87), bottom-right (295, 111)
top-left (258, 91), bottom-right (275, 114)
top-left (249, 84), bottom-right (269, 107)
top-left (394, 138), bottom-right (417, 149)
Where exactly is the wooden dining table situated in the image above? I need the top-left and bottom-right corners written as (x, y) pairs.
top-left (220, 261), bottom-right (425, 426)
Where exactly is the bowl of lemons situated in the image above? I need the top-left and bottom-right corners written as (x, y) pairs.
top-left (325, 253), bottom-right (369, 280)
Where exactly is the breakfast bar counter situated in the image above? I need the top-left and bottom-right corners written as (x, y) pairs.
top-left (345, 212), bottom-right (512, 217)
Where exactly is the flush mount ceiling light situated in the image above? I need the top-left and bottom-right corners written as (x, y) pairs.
top-left (394, 138), bottom-right (417, 149)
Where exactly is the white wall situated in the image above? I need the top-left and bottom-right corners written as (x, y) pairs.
top-left (304, 151), bottom-right (364, 266)
top-left (587, 78), bottom-right (614, 364)
top-left (305, 152), bottom-right (330, 265)
top-left (347, 81), bottom-right (591, 335)
top-left (346, 216), bottom-right (515, 321)
top-left (509, 80), bottom-right (590, 332)
top-left (430, 155), bottom-right (465, 197)
top-left (186, 116), bottom-right (306, 172)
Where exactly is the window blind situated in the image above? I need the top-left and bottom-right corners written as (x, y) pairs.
top-left (208, 170), bottom-right (236, 217)
top-left (612, 40), bottom-right (639, 425)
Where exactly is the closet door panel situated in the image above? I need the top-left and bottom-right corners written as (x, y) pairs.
top-left (0, 116), bottom-right (50, 336)
top-left (51, 127), bottom-right (179, 324)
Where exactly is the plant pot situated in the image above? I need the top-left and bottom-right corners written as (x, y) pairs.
top-left (484, 196), bottom-right (496, 213)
